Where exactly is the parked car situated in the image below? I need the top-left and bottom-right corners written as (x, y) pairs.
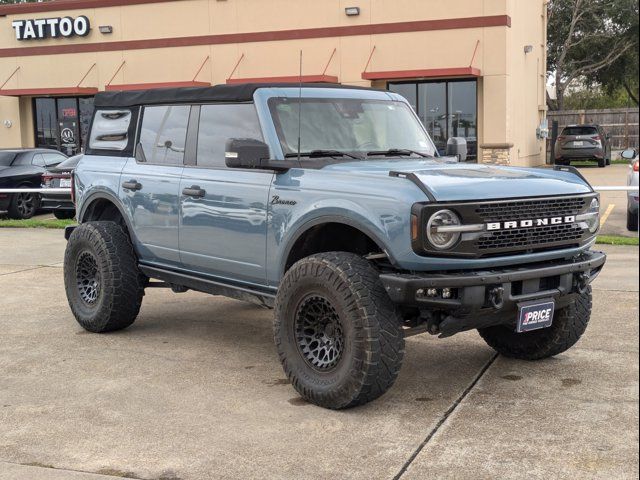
top-left (622, 148), bottom-right (639, 231)
top-left (554, 124), bottom-right (611, 168)
top-left (41, 155), bottom-right (82, 220)
top-left (0, 149), bottom-right (68, 219)
top-left (64, 84), bottom-right (605, 409)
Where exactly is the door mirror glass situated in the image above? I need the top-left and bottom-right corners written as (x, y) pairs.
top-left (621, 149), bottom-right (637, 160)
top-left (225, 138), bottom-right (271, 169)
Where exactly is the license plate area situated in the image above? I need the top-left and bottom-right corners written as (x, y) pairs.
top-left (517, 299), bottom-right (555, 333)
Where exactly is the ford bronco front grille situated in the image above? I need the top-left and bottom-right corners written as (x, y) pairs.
top-left (474, 197), bottom-right (587, 223)
top-left (476, 223), bottom-right (584, 251)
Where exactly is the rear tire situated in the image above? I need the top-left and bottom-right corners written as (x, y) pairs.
top-left (8, 191), bottom-right (39, 220)
top-left (54, 210), bottom-right (75, 220)
top-left (64, 221), bottom-right (145, 333)
top-left (628, 209), bottom-right (639, 231)
top-left (274, 252), bottom-right (405, 409)
top-left (478, 288), bottom-right (592, 360)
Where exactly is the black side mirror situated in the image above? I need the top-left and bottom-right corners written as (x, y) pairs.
top-left (446, 137), bottom-right (468, 162)
top-left (225, 138), bottom-right (271, 169)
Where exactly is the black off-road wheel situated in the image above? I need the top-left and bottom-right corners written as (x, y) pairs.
top-left (8, 191), bottom-right (39, 220)
top-left (64, 221), bottom-right (145, 333)
top-left (478, 288), bottom-right (592, 360)
top-left (274, 252), bottom-right (405, 410)
top-left (54, 209), bottom-right (75, 220)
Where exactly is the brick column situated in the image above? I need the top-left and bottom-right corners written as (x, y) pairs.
top-left (480, 143), bottom-right (514, 165)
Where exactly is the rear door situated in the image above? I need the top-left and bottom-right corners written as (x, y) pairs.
top-left (178, 103), bottom-right (272, 286)
top-left (119, 105), bottom-right (189, 267)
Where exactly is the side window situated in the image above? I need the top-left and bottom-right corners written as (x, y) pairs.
top-left (139, 105), bottom-right (190, 165)
top-left (197, 104), bottom-right (263, 168)
top-left (89, 109), bottom-right (133, 151)
top-left (32, 154), bottom-right (45, 167)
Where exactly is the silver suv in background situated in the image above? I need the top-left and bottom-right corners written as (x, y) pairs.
top-left (554, 125), bottom-right (611, 168)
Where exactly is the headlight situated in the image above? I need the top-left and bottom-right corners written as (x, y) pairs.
top-left (426, 209), bottom-right (462, 250)
top-left (586, 197), bottom-right (600, 233)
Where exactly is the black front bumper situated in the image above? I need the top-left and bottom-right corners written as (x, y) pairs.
top-left (380, 250), bottom-right (606, 313)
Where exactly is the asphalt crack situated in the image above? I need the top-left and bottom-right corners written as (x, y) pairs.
top-left (392, 352), bottom-right (499, 480)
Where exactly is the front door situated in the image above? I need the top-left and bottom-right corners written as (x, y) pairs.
top-left (179, 104), bottom-right (272, 286)
top-left (119, 105), bottom-right (190, 267)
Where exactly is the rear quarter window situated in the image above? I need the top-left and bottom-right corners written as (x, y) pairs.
top-left (89, 109), bottom-right (133, 151)
top-left (0, 152), bottom-right (17, 166)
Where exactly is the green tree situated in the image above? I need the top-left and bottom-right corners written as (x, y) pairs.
top-left (547, 0), bottom-right (638, 110)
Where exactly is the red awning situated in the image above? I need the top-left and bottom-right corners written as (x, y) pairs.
top-left (226, 75), bottom-right (338, 85)
top-left (0, 87), bottom-right (98, 97)
top-left (362, 67), bottom-right (481, 81)
top-left (105, 81), bottom-right (211, 91)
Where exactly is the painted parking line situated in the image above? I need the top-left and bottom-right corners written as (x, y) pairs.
top-left (601, 204), bottom-right (615, 227)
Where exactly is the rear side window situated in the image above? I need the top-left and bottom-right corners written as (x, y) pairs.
top-left (0, 152), bottom-right (17, 166)
top-left (139, 105), bottom-right (190, 165)
top-left (197, 104), bottom-right (263, 168)
top-left (562, 126), bottom-right (598, 136)
top-left (89, 110), bottom-right (133, 151)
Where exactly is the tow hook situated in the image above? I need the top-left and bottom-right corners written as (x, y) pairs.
top-left (488, 286), bottom-right (505, 309)
top-left (576, 272), bottom-right (591, 293)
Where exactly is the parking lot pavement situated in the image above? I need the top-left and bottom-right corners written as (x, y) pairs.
top-left (580, 164), bottom-right (638, 237)
top-left (0, 229), bottom-right (638, 480)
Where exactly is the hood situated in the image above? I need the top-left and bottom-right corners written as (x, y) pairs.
top-left (322, 159), bottom-right (593, 201)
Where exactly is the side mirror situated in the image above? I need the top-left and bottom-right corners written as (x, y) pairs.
top-left (446, 137), bottom-right (468, 162)
top-left (621, 148), bottom-right (638, 161)
top-left (225, 138), bottom-right (271, 169)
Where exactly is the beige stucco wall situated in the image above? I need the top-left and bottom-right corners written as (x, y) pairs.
top-left (0, 0), bottom-right (547, 166)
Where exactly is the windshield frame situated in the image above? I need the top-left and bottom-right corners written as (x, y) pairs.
top-left (266, 95), bottom-right (438, 162)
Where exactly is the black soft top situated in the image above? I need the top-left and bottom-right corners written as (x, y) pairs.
top-left (94, 83), bottom-right (377, 108)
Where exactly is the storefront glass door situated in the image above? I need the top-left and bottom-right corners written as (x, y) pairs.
top-left (33, 97), bottom-right (94, 156)
top-left (389, 80), bottom-right (477, 161)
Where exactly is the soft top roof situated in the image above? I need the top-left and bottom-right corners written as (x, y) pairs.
top-left (94, 83), bottom-right (377, 108)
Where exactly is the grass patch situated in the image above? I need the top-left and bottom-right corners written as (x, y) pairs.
top-left (596, 235), bottom-right (639, 246)
top-left (565, 159), bottom-right (631, 167)
top-left (0, 218), bottom-right (75, 229)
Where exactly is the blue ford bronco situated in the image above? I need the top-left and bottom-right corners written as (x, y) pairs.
top-left (64, 84), bottom-right (606, 409)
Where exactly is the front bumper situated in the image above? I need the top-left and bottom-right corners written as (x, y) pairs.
top-left (380, 250), bottom-right (606, 312)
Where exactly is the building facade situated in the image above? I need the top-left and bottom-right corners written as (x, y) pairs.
top-left (0, 0), bottom-right (548, 165)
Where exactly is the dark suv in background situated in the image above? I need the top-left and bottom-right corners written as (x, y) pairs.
top-left (554, 124), bottom-right (611, 168)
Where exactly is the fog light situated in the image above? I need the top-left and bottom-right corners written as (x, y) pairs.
top-left (442, 288), bottom-right (452, 299)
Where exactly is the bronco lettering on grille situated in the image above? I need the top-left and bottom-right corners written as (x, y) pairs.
top-left (486, 215), bottom-right (576, 231)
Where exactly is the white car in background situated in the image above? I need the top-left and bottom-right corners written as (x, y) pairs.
top-left (622, 148), bottom-right (639, 231)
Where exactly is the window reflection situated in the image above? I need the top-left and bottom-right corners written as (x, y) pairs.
top-left (389, 80), bottom-right (477, 161)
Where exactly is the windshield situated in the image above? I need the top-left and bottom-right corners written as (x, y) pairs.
top-left (268, 97), bottom-right (437, 159)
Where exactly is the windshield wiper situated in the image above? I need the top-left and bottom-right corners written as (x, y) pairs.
top-left (367, 149), bottom-right (431, 158)
top-left (285, 150), bottom-right (362, 160)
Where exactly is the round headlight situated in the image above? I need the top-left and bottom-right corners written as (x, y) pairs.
top-left (426, 209), bottom-right (461, 250)
top-left (587, 197), bottom-right (600, 233)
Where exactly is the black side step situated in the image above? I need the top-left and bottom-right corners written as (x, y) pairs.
top-left (139, 264), bottom-right (276, 306)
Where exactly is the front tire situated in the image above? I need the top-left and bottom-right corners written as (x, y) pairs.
top-left (478, 288), bottom-right (592, 360)
top-left (274, 252), bottom-right (405, 409)
top-left (628, 209), bottom-right (639, 231)
top-left (64, 222), bottom-right (145, 333)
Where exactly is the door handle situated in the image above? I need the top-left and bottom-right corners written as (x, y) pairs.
top-left (182, 185), bottom-right (206, 198)
top-left (122, 180), bottom-right (142, 191)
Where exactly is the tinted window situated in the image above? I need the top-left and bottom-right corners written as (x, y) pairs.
top-left (562, 126), bottom-right (598, 136)
top-left (139, 106), bottom-right (190, 165)
top-left (197, 104), bottom-right (263, 168)
top-left (0, 152), bottom-right (17, 166)
top-left (32, 154), bottom-right (45, 167)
